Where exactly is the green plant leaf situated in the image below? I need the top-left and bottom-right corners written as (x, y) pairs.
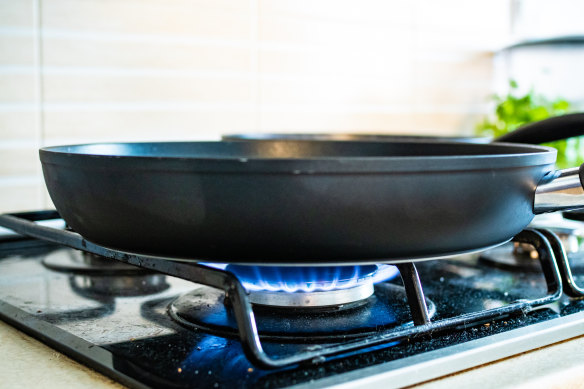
top-left (476, 81), bottom-right (578, 168)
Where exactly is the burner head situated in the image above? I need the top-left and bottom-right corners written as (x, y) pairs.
top-left (42, 250), bottom-right (170, 297)
top-left (481, 214), bottom-right (584, 271)
top-left (530, 214), bottom-right (584, 254)
top-left (221, 264), bottom-right (399, 308)
top-left (479, 242), bottom-right (540, 271)
top-left (169, 283), bottom-right (436, 341)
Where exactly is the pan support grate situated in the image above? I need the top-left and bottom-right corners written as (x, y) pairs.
top-left (0, 211), bottom-right (574, 369)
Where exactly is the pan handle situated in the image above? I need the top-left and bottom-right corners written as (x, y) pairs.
top-left (497, 113), bottom-right (584, 144)
top-left (534, 164), bottom-right (584, 214)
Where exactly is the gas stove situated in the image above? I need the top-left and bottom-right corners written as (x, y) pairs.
top-left (1, 211), bottom-right (584, 388)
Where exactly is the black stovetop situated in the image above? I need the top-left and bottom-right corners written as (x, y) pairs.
top-left (2, 226), bottom-right (584, 388)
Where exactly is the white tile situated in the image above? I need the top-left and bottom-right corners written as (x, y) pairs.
top-left (415, 53), bottom-right (493, 82)
top-left (0, 147), bottom-right (39, 176)
top-left (0, 182), bottom-right (42, 213)
top-left (260, 0), bottom-right (413, 24)
top-left (0, 111), bottom-right (37, 140)
top-left (0, 34), bottom-right (35, 65)
top-left (0, 74), bottom-right (35, 102)
top-left (415, 0), bottom-right (510, 33)
top-left (414, 82), bottom-right (492, 107)
top-left (259, 111), bottom-right (416, 132)
top-left (0, 0), bottom-right (33, 28)
top-left (260, 76), bottom-right (413, 106)
top-left (42, 0), bottom-right (252, 40)
top-left (43, 110), bottom-right (256, 143)
top-left (259, 47), bottom-right (413, 79)
top-left (259, 16), bottom-right (413, 49)
top-left (416, 29), bottom-right (509, 53)
top-left (42, 38), bottom-right (253, 71)
top-left (412, 112), bottom-right (483, 135)
top-left (43, 74), bottom-right (254, 103)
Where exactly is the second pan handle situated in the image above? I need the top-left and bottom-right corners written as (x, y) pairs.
top-left (497, 113), bottom-right (584, 144)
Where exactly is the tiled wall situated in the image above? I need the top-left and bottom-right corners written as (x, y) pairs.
top-left (0, 0), bottom-right (511, 213)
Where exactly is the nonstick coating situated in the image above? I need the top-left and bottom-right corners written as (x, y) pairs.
top-left (40, 141), bottom-right (556, 263)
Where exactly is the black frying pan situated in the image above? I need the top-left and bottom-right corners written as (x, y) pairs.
top-left (222, 113), bottom-right (584, 145)
top-left (223, 133), bottom-right (492, 143)
top-left (39, 114), bottom-right (584, 264)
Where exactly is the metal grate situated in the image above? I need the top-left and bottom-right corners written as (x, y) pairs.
top-left (0, 211), bottom-right (566, 369)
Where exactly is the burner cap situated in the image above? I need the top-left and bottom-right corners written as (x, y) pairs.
top-left (248, 282), bottom-right (374, 308)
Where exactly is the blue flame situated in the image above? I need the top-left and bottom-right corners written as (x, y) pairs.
top-left (203, 264), bottom-right (399, 293)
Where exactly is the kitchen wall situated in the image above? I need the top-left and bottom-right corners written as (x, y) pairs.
top-left (493, 0), bottom-right (584, 107)
top-left (0, 0), bottom-right (511, 213)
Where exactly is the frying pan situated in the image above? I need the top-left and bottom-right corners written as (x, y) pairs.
top-left (223, 133), bottom-right (491, 143)
top-left (222, 112), bottom-right (584, 144)
top-left (39, 114), bottom-right (584, 264)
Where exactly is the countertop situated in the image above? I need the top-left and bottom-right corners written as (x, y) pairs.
top-left (0, 320), bottom-right (123, 389)
top-left (2, 319), bottom-right (584, 389)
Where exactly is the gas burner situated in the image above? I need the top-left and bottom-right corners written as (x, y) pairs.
top-left (480, 214), bottom-right (584, 271)
top-left (168, 283), bottom-right (436, 341)
top-left (529, 213), bottom-right (584, 254)
top-left (69, 273), bottom-right (169, 298)
top-left (479, 242), bottom-right (541, 271)
top-left (42, 249), bottom-right (170, 297)
top-left (481, 241), bottom-right (584, 273)
top-left (218, 264), bottom-right (399, 308)
top-left (42, 249), bottom-right (151, 275)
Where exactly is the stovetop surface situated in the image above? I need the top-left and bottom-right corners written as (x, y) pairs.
top-left (2, 235), bottom-right (584, 388)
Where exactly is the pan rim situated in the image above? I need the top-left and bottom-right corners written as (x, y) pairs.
top-left (39, 140), bottom-right (557, 173)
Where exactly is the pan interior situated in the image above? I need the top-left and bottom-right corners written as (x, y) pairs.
top-left (41, 140), bottom-right (553, 160)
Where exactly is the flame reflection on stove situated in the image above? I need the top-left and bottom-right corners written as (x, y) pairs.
top-left (202, 264), bottom-right (399, 293)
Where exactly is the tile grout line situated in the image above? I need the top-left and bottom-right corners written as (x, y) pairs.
top-left (32, 0), bottom-right (45, 209)
top-left (411, 0), bottom-right (420, 123)
top-left (250, 0), bottom-right (260, 131)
